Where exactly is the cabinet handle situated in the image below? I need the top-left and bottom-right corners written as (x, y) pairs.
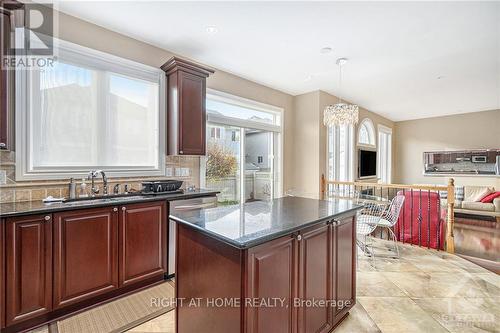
top-left (121, 207), bottom-right (126, 211)
top-left (0, 142), bottom-right (6, 149)
top-left (44, 215), bottom-right (51, 221)
top-left (113, 207), bottom-right (118, 212)
top-left (296, 234), bottom-right (302, 241)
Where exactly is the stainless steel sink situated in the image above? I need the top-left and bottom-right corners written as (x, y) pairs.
top-left (62, 193), bottom-right (144, 204)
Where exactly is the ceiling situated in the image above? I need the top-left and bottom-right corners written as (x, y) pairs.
top-left (54, 1), bottom-right (500, 121)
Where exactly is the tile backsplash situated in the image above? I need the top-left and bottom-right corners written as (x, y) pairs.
top-left (0, 151), bottom-right (201, 204)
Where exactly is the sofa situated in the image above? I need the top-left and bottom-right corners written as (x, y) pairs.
top-left (440, 185), bottom-right (500, 220)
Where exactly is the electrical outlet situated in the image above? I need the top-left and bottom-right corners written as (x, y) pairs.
top-left (0, 170), bottom-right (6, 185)
top-left (166, 167), bottom-right (173, 177)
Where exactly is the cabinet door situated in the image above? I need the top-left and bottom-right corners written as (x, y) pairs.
top-left (1, 12), bottom-right (11, 150)
top-left (335, 217), bottom-right (356, 317)
top-left (119, 201), bottom-right (166, 287)
top-left (178, 71), bottom-right (206, 155)
top-left (246, 235), bottom-right (298, 333)
top-left (5, 214), bottom-right (52, 325)
top-left (297, 224), bottom-right (333, 333)
top-left (53, 207), bottom-right (118, 309)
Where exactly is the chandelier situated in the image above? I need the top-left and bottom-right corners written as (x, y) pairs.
top-left (323, 58), bottom-right (359, 126)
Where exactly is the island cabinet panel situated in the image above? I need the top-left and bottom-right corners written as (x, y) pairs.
top-left (334, 217), bottom-right (356, 321)
top-left (245, 235), bottom-right (298, 333)
top-left (5, 214), bottom-right (53, 326)
top-left (53, 207), bottom-right (119, 309)
top-left (176, 224), bottom-right (242, 333)
top-left (119, 201), bottom-right (167, 287)
top-left (297, 224), bottom-right (334, 333)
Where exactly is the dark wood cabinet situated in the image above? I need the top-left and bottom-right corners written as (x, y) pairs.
top-left (246, 235), bottom-right (298, 333)
top-left (1, 10), bottom-right (13, 150)
top-left (119, 201), bottom-right (167, 287)
top-left (53, 207), bottom-right (119, 309)
top-left (334, 217), bottom-right (356, 319)
top-left (161, 57), bottom-right (214, 156)
top-left (297, 224), bottom-right (333, 333)
top-left (176, 212), bottom-right (358, 333)
top-left (5, 214), bottom-right (53, 325)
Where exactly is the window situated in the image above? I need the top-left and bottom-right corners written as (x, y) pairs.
top-left (201, 90), bottom-right (283, 203)
top-left (358, 118), bottom-right (376, 147)
top-left (378, 125), bottom-right (392, 183)
top-left (16, 39), bottom-right (165, 180)
top-left (327, 125), bottom-right (354, 181)
top-left (210, 127), bottom-right (222, 139)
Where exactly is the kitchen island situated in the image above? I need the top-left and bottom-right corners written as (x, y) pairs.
top-left (170, 196), bottom-right (362, 333)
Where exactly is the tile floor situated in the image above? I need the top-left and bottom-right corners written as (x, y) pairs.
top-left (128, 238), bottom-right (500, 333)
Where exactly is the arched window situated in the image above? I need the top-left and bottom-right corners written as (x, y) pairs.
top-left (358, 118), bottom-right (376, 146)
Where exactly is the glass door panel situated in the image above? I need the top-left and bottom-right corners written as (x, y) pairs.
top-left (244, 129), bottom-right (273, 202)
top-left (204, 124), bottom-right (241, 205)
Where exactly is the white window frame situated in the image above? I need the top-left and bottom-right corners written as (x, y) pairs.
top-left (377, 125), bottom-right (392, 184)
top-left (15, 38), bottom-right (166, 180)
top-left (326, 125), bottom-right (355, 182)
top-left (357, 118), bottom-right (376, 148)
top-left (201, 89), bottom-right (284, 199)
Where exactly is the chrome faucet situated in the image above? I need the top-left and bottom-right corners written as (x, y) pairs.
top-left (87, 170), bottom-right (108, 196)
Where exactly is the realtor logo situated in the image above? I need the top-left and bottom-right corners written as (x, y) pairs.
top-left (1, 1), bottom-right (57, 69)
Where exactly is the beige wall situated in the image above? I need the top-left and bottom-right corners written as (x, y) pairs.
top-left (57, 11), bottom-right (296, 190)
top-left (290, 90), bottom-right (394, 196)
top-left (290, 91), bottom-right (321, 195)
top-left (393, 109), bottom-right (500, 188)
top-left (318, 91), bottom-right (395, 184)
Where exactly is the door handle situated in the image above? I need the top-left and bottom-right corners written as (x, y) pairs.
top-left (174, 202), bottom-right (216, 210)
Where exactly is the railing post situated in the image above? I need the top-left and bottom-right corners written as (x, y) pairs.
top-left (321, 174), bottom-right (326, 200)
top-left (446, 178), bottom-right (455, 253)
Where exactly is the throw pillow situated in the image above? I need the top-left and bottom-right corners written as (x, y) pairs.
top-left (470, 188), bottom-right (493, 202)
top-left (464, 187), bottom-right (493, 202)
top-left (480, 191), bottom-right (500, 203)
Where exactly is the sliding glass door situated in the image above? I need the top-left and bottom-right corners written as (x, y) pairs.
top-left (204, 124), bottom-right (241, 205)
top-left (244, 129), bottom-right (274, 202)
top-left (201, 91), bottom-right (282, 204)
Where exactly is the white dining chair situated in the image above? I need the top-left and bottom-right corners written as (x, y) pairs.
top-left (369, 194), bottom-right (405, 258)
top-left (356, 200), bottom-right (385, 264)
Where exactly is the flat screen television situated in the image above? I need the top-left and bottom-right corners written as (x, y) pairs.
top-left (359, 149), bottom-right (377, 178)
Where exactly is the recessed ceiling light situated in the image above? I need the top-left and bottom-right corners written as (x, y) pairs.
top-left (206, 26), bottom-right (218, 34)
top-left (320, 47), bottom-right (332, 54)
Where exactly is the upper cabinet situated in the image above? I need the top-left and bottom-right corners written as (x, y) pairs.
top-left (161, 57), bottom-right (214, 156)
top-left (1, 9), bottom-right (14, 150)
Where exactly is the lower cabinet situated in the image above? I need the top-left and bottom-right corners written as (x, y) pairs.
top-left (119, 201), bottom-right (167, 286)
top-left (53, 207), bottom-right (119, 309)
top-left (245, 218), bottom-right (355, 333)
top-left (334, 217), bottom-right (356, 320)
top-left (298, 224), bottom-right (334, 333)
top-left (5, 214), bottom-right (53, 326)
top-left (246, 235), bottom-right (298, 333)
top-left (1, 200), bottom-right (168, 329)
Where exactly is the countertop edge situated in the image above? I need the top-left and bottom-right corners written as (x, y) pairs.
top-left (0, 190), bottom-right (220, 218)
top-left (170, 205), bottom-right (362, 250)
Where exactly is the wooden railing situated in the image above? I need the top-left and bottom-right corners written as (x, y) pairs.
top-left (321, 175), bottom-right (456, 253)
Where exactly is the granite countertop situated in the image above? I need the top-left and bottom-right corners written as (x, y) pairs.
top-left (0, 189), bottom-right (219, 218)
top-left (170, 196), bottom-right (362, 249)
